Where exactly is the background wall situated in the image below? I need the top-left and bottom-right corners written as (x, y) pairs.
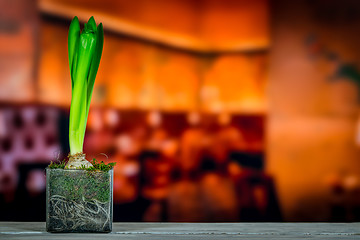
top-left (268, 0), bottom-right (360, 221)
top-left (0, 0), bottom-right (38, 102)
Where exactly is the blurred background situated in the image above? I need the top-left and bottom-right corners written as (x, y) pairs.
top-left (1, 0), bottom-right (360, 222)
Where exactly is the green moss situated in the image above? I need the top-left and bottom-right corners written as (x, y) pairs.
top-left (48, 158), bottom-right (115, 172)
top-left (80, 159), bottom-right (116, 172)
top-left (48, 169), bottom-right (112, 202)
top-left (48, 159), bottom-right (67, 169)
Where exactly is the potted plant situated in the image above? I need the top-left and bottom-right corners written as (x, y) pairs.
top-left (46, 16), bottom-right (115, 233)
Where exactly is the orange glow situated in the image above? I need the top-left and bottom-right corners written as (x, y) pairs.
top-left (2, 0), bottom-right (360, 223)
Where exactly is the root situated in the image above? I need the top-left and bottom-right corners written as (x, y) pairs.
top-left (49, 195), bottom-right (110, 231)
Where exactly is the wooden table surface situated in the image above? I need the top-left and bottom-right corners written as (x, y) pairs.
top-left (0, 222), bottom-right (359, 239)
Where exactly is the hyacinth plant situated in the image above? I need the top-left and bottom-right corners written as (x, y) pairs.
top-left (65, 16), bottom-right (104, 169)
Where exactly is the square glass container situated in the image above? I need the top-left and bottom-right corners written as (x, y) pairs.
top-left (46, 168), bottom-right (113, 233)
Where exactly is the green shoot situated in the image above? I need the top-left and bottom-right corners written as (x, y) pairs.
top-left (68, 16), bottom-right (104, 155)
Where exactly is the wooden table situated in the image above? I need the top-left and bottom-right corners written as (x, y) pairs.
top-left (0, 222), bottom-right (359, 239)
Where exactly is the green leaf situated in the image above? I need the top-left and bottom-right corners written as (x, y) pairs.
top-left (68, 16), bottom-right (80, 88)
top-left (86, 16), bottom-right (97, 33)
top-left (86, 23), bottom-right (104, 112)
